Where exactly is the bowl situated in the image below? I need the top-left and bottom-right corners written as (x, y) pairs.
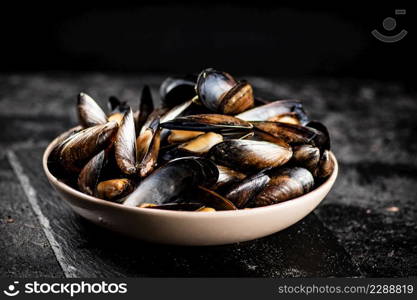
top-left (42, 130), bottom-right (338, 246)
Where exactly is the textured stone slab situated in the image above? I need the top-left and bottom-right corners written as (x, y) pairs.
top-left (316, 162), bottom-right (417, 276)
top-left (12, 146), bottom-right (358, 277)
top-left (0, 156), bottom-right (63, 277)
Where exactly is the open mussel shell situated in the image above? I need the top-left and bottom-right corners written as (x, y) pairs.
top-left (107, 96), bottom-right (129, 124)
top-left (196, 68), bottom-right (254, 114)
top-left (225, 172), bottom-right (270, 208)
top-left (236, 99), bottom-right (308, 124)
top-left (96, 178), bottom-right (135, 202)
top-left (77, 93), bottom-right (108, 128)
top-left (137, 127), bottom-right (161, 178)
top-left (58, 121), bottom-right (118, 172)
top-left (115, 109), bottom-right (137, 175)
top-left (160, 75), bottom-right (197, 108)
top-left (160, 114), bottom-right (253, 133)
top-left (162, 131), bottom-right (222, 161)
top-left (78, 150), bottom-right (107, 196)
top-left (208, 139), bottom-right (293, 172)
top-left (123, 157), bottom-right (219, 207)
top-left (254, 167), bottom-right (314, 207)
top-left (136, 85), bottom-right (155, 135)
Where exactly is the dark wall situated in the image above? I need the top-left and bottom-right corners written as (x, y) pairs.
top-left (0, 2), bottom-right (413, 80)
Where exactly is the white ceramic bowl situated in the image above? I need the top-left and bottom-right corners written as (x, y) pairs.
top-left (42, 131), bottom-right (338, 246)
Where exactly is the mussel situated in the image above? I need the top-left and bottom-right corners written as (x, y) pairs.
top-left (213, 165), bottom-right (246, 189)
top-left (208, 139), bottom-right (292, 172)
top-left (252, 121), bottom-right (327, 149)
top-left (225, 172), bottom-right (271, 208)
top-left (196, 68), bottom-right (254, 114)
top-left (314, 149), bottom-right (334, 179)
top-left (57, 121), bottom-right (118, 172)
top-left (292, 144), bottom-right (321, 173)
top-left (136, 85), bottom-right (155, 135)
top-left (77, 150), bottom-right (107, 196)
top-left (123, 157), bottom-right (219, 207)
top-left (114, 109), bottom-right (137, 175)
top-left (160, 75), bottom-right (197, 108)
top-left (236, 99), bottom-right (308, 124)
top-left (77, 93), bottom-right (108, 128)
top-left (50, 67), bottom-right (334, 212)
top-left (160, 114), bottom-right (253, 134)
top-left (254, 167), bottom-right (314, 207)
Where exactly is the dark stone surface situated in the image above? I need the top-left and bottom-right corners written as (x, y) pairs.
top-left (0, 73), bottom-right (416, 277)
top-left (0, 157), bottom-right (63, 277)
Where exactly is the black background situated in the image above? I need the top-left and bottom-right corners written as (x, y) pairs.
top-left (0, 2), bottom-right (413, 82)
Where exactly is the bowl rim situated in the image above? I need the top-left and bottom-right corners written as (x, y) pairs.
top-left (42, 127), bottom-right (338, 218)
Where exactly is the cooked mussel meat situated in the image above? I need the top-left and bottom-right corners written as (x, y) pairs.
top-left (96, 178), bottom-right (134, 202)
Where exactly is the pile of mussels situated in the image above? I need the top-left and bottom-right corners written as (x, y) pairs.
top-left (48, 68), bottom-right (334, 211)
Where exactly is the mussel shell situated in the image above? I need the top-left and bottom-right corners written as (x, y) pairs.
top-left (314, 150), bottom-right (334, 179)
top-left (138, 127), bottom-right (161, 178)
top-left (254, 167), bottom-right (314, 207)
top-left (236, 99), bottom-right (308, 124)
top-left (213, 165), bottom-right (247, 189)
top-left (160, 114), bottom-right (253, 133)
top-left (78, 150), bottom-right (107, 196)
top-left (96, 178), bottom-right (134, 202)
top-left (225, 172), bottom-right (270, 208)
top-left (123, 157), bottom-right (219, 207)
top-left (292, 144), bottom-right (320, 173)
top-left (252, 121), bottom-right (326, 148)
top-left (58, 122), bottom-right (118, 172)
top-left (160, 75), bottom-right (197, 108)
top-left (218, 81), bottom-right (254, 115)
top-left (77, 93), bottom-right (108, 128)
top-left (196, 68), bottom-right (237, 112)
top-left (306, 120), bottom-right (331, 151)
top-left (115, 109), bottom-right (137, 175)
top-left (208, 139), bottom-right (293, 172)
top-left (195, 186), bottom-right (237, 210)
top-left (136, 85), bottom-right (155, 135)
